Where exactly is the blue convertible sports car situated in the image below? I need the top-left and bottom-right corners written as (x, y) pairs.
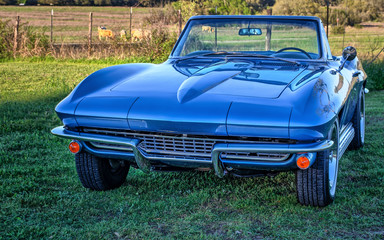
top-left (52, 15), bottom-right (367, 207)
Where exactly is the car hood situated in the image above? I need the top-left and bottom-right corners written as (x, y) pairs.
top-left (110, 59), bottom-right (306, 101)
top-left (74, 59), bottom-right (307, 138)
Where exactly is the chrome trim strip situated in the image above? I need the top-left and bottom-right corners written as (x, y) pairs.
top-left (51, 126), bottom-right (151, 173)
top-left (90, 142), bottom-right (134, 151)
top-left (82, 127), bottom-right (291, 162)
top-left (52, 126), bottom-right (333, 177)
top-left (220, 152), bottom-right (290, 161)
top-left (83, 128), bottom-right (273, 144)
top-left (339, 122), bottom-right (355, 159)
top-left (212, 140), bottom-right (334, 178)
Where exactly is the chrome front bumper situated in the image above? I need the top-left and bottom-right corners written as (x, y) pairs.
top-left (51, 126), bottom-right (334, 177)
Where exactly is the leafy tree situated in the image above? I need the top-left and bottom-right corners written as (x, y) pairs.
top-left (273, 0), bottom-right (321, 16)
top-left (0, 0), bottom-right (17, 4)
top-left (246, 0), bottom-right (275, 12)
top-left (206, 0), bottom-right (252, 15)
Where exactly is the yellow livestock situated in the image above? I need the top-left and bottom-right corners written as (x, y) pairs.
top-left (120, 29), bottom-right (128, 41)
top-left (98, 26), bottom-right (114, 40)
top-left (131, 29), bottom-right (150, 42)
top-left (119, 29), bottom-right (150, 42)
top-left (202, 26), bottom-right (214, 33)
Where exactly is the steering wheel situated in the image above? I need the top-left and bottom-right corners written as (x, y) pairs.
top-left (274, 47), bottom-right (312, 59)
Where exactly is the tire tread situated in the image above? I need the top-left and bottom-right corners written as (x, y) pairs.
top-left (75, 152), bottom-right (129, 191)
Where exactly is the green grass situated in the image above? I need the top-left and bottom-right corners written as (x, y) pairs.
top-left (1, 59), bottom-right (384, 239)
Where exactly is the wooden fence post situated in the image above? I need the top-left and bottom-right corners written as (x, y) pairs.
top-left (88, 12), bottom-right (93, 57)
top-left (50, 9), bottom-right (53, 45)
top-left (326, 0), bottom-right (329, 38)
top-left (178, 10), bottom-right (182, 36)
top-left (13, 16), bottom-right (20, 58)
top-left (265, 9), bottom-right (272, 51)
top-left (130, 7), bottom-right (132, 43)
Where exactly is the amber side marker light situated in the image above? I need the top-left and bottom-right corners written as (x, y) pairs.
top-left (69, 141), bottom-right (81, 154)
top-left (296, 155), bottom-right (310, 169)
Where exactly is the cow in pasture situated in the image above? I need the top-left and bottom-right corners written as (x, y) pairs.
top-left (119, 29), bottom-right (149, 42)
top-left (98, 26), bottom-right (114, 40)
top-left (202, 26), bottom-right (214, 33)
top-left (120, 30), bottom-right (128, 41)
top-left (131, 29), bottom-right (151, 42)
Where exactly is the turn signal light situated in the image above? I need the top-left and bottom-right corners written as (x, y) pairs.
top-left (297, 155), bottom-right (310, 169)
top-left (69, 141), bottom-right (81, 154)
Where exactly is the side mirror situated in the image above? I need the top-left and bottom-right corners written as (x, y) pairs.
top-left (342, 46), bottom-right (357, 61)
top-left (339, 46), bottom-right (357, 71)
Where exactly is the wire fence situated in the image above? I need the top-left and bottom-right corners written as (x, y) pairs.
top-left (1, 6), bottom-right (384, 59)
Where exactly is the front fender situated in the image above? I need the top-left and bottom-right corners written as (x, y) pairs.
top-left (55, 63), bottom-right (155, 128)
top-left (288, 69), bottom-right (349, 141)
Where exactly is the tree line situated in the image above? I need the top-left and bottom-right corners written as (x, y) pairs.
top-left (0, 0), bottom-right (275, 8)
top-left (1, 0), bottom-right (179, 6)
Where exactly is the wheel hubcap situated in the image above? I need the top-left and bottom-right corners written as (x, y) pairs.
top-left (108, 159), bottom-right (123, 174)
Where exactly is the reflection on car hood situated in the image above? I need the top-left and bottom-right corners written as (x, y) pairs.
top-left (74, 59), bottom-right (309, 137)
top-left (110, 59), bottom-right (306, 102)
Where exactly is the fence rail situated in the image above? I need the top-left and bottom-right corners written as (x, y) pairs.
top-left (3, 6), bottom-right (384, 59)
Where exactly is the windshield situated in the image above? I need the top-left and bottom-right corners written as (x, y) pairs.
top-left (172, 18), bottom-right (320, 60)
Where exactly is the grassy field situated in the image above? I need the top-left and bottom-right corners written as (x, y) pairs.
top-left (1, 6), bottom-right (384, 58)
top-left (0, 59), bottom-right (383, 239)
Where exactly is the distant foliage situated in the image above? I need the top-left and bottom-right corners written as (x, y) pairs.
top-left (140, 27), bottom-right (177, 61)
top-left (0, 0), bottom-right (17, 4)
top-left (171, 0), bottom-right (274, 22)
top-left (329, 0), bottom-right (383, 26)
top-left (0, 20), bottom-right (13, 58)
top-left (3, 0), bottom-right (178, 6)
top-left (144, 5), bottom-right (179, 25)
top-left (365, 60), bottom-right (384, 91)
top-left (273, 0), bottom-right (383, 26)
top-left (0, 20), bottom-right (49, 58)
top-left (273, 0), bottom-right (322, 16)
top-left (331, 25), bottom-right (345, 35)
top-left (172, 0), bottom-right (205, 22)
top-left (245, 0), bottom-right (275, 12)
top-left (206, 0), bottom-right (253, 15)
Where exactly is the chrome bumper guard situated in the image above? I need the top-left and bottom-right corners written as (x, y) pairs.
top-left (51, 126), bottom-right (334, 177)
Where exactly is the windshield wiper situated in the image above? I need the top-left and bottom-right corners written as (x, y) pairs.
top-left (175, 51), bottom-right (300, 65)
top-left (175, 51), bottom-right (230, 62)
top-left (220, 52), bottom-right (300, 65)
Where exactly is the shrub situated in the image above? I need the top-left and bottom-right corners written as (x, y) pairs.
top-left (354, 24), bottom-right (362, 29)
top-left (364, 60), bottom-right (384, 91)
top-left (135, 26), bottom-right (177, 62)
top-left (0, 20), bottom-right (14, 59)
top-left (144, 5), bottom-right (179, 25)
top-left (331, 25), bottom-right (345, 35)
top-left (273, 0), bottom-right (383, 26)
top-left (0, 20), bottom-right (50, 59)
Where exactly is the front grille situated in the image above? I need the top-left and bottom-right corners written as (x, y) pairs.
top-left (138, 135), bottom-right (214, 158)
top-left (82, 128), bottom-right (291, 161)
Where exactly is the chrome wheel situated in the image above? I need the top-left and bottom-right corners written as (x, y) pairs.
top-left (328, 123), bottom-right (339, 197)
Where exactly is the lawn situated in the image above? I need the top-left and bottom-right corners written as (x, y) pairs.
top-left (0, 59), bottom-right (383, 239)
